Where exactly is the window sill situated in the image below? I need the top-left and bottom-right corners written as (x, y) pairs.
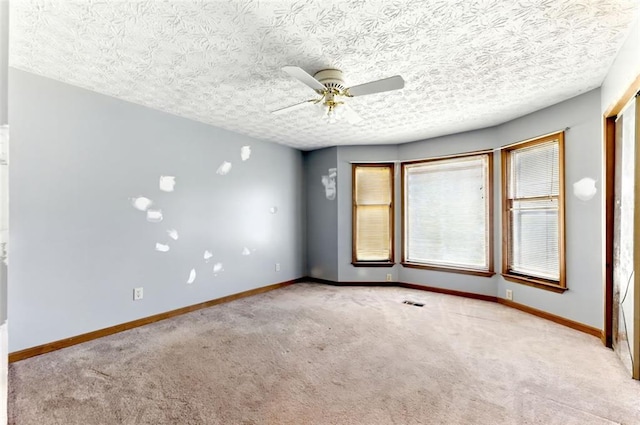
top-left (501, 273), bottom-right (567, 293)
top-left (401, 262), bottom-right (495, 277)
top-left (351, 261), bottom-right (395, 267)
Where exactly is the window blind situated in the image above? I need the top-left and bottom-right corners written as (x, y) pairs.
top-left (353, 165), bottom-right (393, 262)
top-left (404, 154), bottom-right (490, 270)
top-left (507, 140), bottom-right (560, 281)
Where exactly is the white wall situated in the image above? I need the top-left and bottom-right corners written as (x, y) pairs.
top-left (0, 0), bottom-right (7, 125)
top-left (0, 1), bottom-right (8, 422)
top-left (601, 15), bottom-right (640, 113)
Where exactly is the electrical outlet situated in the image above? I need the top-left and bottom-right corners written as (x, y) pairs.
top-left (275, 263), bottom-right (281, 272)
top-left (133, 287), bottom-right (144, 301)
top-left (506, 289), bottom-right (513, 301)
top-left (386, 273), bottom-right (393, 282)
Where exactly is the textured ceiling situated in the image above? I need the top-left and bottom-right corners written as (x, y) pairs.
top-left (9, 0), bottom-right (640, 150)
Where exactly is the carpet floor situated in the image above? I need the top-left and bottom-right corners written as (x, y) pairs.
top-left (8, 283), bottom-right (640, 424)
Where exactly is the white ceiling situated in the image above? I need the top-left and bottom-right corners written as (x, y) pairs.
top-left (9, 0), bottom-right (640, 150)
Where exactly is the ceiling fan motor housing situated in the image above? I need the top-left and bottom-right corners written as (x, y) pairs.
top-left (313, 69), bottom-right (346, 92)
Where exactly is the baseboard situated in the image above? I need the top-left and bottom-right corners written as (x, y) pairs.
top-left (305, 277), bottom-right (392, 286)
top-left (497, 298), bottom-right (601, 338)
top-left (306, 278), bottom-right (497, 302)
top-left (398, 282), bottom-right (498, 303)
top-left (397, 282), bottom-right (601, 338)
top-left (9, 278), bottom-right (304, 363)
top-left (306, 278), bottom-right (601, 338)
top-left (10, 276), bottom-right (602, 362)
top-left (305, 277), bottom-right (342, 285)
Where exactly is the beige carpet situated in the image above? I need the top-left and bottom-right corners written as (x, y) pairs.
top-left (8, 283), bottom-right (640, 424)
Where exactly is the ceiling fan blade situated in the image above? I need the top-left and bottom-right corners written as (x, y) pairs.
top-left (347, 75), bottom-right (405, 97)
top-left (282, 66), bottom-right (326, 92)
top-left (342, 104), bottom-right (363, 124)
top-left (271, 99), bottom-right (316, 115)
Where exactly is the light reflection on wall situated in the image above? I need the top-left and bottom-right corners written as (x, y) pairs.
top-left (231, 186), bottom-right (276, 247)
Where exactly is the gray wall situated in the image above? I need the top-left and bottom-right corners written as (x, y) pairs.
top-left (304, 147), bottom-right (338, 281)
top-left (309, 89), bottom-right (603, 329)
top-left (336, 145), bottom-right (399, 282)
top-left (8, 69), bottom-right (306, 352)
top-left (497, 88), bottom-right (603, 328)
top-left (6, 67), bottom-right (608, 352)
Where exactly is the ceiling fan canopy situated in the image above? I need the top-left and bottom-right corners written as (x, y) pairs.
top-left (272, 66), bottom-right (405, 124)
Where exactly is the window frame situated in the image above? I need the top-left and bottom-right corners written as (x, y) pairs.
top-left (401, 151), bottom-right (494, 277)
top-left (501, 132), bottom-right (567, 293)
top-left (351, 163), bottom-right (395, 267)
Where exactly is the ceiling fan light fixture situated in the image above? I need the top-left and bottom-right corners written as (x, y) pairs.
top-left (318, 95), bottom-right (345, 124)
top-left (323, 102), bottom-right (343, 124)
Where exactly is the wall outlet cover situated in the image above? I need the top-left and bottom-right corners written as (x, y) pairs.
top-left (133, 287), bottom-right (144, 301)
top-left (506, 289), bottom-right (513, 301)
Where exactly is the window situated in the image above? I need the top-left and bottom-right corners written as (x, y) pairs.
top-left (402, 152), bottom-right (493, 276)
top-left (352, 164), bottom-right (394, 266)
top-left (502, 132), bottom-right (566, 292)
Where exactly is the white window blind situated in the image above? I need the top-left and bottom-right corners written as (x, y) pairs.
top-left (353, 165), bottom-right (393, 262)
top-left (404, 154), bottom-right (490, 271)
top-left (507, 140), bottom-right (560, 281)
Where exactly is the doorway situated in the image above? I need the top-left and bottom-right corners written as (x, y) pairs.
top-left (611, 96), bottom-right (637, 376)
top-left (604, 84), bottom-right (640, 379)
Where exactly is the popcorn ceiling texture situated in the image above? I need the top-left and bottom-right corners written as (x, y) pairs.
top-left (9, 0), bottom-right (639, 149)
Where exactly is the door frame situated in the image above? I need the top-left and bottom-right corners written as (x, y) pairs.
top-left (603, 73), bottom-right (640, 379)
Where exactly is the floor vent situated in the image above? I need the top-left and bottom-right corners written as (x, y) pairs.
top-left (403, 300), bottom-right (424, 307)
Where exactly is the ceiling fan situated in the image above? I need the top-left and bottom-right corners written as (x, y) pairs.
top-left (272, 66), bottom-right (405, 124)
